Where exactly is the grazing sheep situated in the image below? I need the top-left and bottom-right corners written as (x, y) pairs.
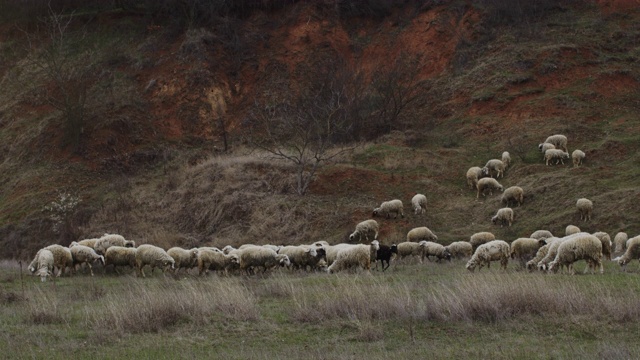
top-left (613, 232), bottom-right (629, 254)
top-left (466, 240), bottom-right (510, 272)
top-left (501, 186), bottom-right (524, 207)
top-left (349, 219), bottom-right (379, 242)
top-left (444, 241), bottom-right (473, 259)
top-left (481, 159), bottom-right (505, 179)
top-left (34, 249), bottom-right (54, 282)
top-left (530, 230), bottom-right (554, 241)
top-left (104, 246), bottom-right (138, 274)
top-left (544, 149), bottom-right (570, 165)
top-left (43, 244), bottom-right (74, 277)
top-left (197, 248), bottom-right (239, 276)
top-left (397, 241), bottom-right (428, 263)
top-left (526, 244), bottom-right (550, 272)
top-left (614, 236), bottom-right (640, 271)
top-left (135, 244), bottom-right (175, 278)
top-left (373, 199), bottom-right (404, 219)
top-left (411, 194), bottom-right (427, 215)
top-left (501, 151), bottom-right (511, 169)
top-left (592, 232), bottom-right (612, 261)
top-left (510, 238), bottom-right (545, 269)
top-left (421, 241), bottom-right (452, 262)
top-left (466, 166), bottom-right (484, 190)
top-left (374, 243), bottom-right (397, 271)
top-left (476, 177), bottom-right (504, 198)
top-left (576, 198), bottom-right (593, 221)
top-left (572, 149), bottom-right (585, 167)
top-left (565, 225), bottom-right (581, 236)
top-left (94, 233), bottom-right (135, 255)
top-left (77, 238), bottom-right (100, 250)
top-left (469, 232), bottom-right (496, 251)
top-left (491, 207), bottom-right (514, 227)
top-left (539, 134), bottom-right (568, 152)
top-left (327, 243), bottom-right (379, 274)
top-left (235, 247), bottom-right (290, 275)
top-left (279, 245), bottom-right (324, 271)
top-left (406, 226), bottom-right (438, 243)
top-left (69, 242), bottom-right (105, 277)
top-left (538, 143), bottom-right (556, 158)
top-left (536, 237), bottom-right (569, 272)
top-left (167, 247), bottom-right (200, 275)
top-left (548, 234), bottom-right (603, 275)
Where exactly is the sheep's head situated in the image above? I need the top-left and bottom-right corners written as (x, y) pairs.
top-left (465, 260), bottom-right (476, 272)
top-left (442, 249), bottom-right (452, 261)
top-left (315, 248), bottom-right (327, 260)
top-left (125, 240), bottom-right (136, 248)
top-left (277, 254), bottom-right (291, 267)
top-left (481, 167), bottom-right (490, 176)
top-left (306, 247), bottom-right (318, 257)
top-left (548, 261), bottom-right (560, 273)
top-left (491, 216), bottom-right (498, 225)
top-left (538, 143), bottom-right (543, 150)
top-left (372, 208), bottom-right (382, 217)
top-left (98, 255), bottom-right (105, 266)
top-left (370, 240), bottom-right (380, 251)
top-left (348, 233), bottom-right (356, 242)
top-left (390, 244), bottom-right (398, 254)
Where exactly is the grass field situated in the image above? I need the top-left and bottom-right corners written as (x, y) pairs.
top-left (2, 258), bottom-right (640, 359)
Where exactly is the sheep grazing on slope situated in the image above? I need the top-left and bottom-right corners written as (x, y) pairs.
top-left (481, 159), bottom-right (505, 179)
top-left (373, 199), bottom-right (404, 219)
top-left (104, 246), bottom-right (138, 274)
top-left (526, 244), bottom-right (550, 272)
top-left (592, 232), bottom-right (612, 261)
top-left (445, 241), bottom-right (473, 259)
top-left (539, 134), bottom-right (568, 152)
top-left (614, 236), bottom-right (640, 271)
top-left (537, 233), bottom-right (589, 272)
top-left (538, 143), bottom-right (556, 159)
top-left (406, 226), bottom-right (438, 243)
top-left (572, 149), bottom-right (585, 167)
top-left (69, 242), bottom-right (105, 277)
top-left (613, 232), bottom-right (629, 254)
top-left (327, 242), bottom-right (379, 274)
top-left (510, 238), bottom-right (545, 269)
top-left (466, 240), bottom-right (510, 272)
top-left (576, 198), bottom-right (593, 222)
top-left (469, 232), bottom-right (496, 251)
top-left (491, 207), bottom-right (514, 227)
top-left (166, 247), bottom-right (199, 275)
top-left (421, 241), bottom-right (452, 262)
top-left (501, 186), bottom-right (524, 207)
top-left (43, 244), bottom-right (74, 277)
top-left (348, 219), bottom-right (379, 243)
top-left (466, 166), bottom-right (484, 190)
top-left (548, 234), bottom-right (603, 275)
top-left (197, 248), bottom-right (239, 276)
top-left (530, 230), bottom-right (554, 241)
top-left (135, 244), bottom-right (175, 278)
top-left (396, 241), bottom-right (428, 263)
top-left (544, 149), bottom-right (570, 165)
top-left (476, 177), bottom-right (504, 199)
top-left (411, 194), bottom-right (427, 215)
top-left (374, 243), bottom-right (397, 271)
top-left (28, 249), bottom-right (54, 282)
top-left (94, 233), bottom-right (135, 255)
top-left (565, 225), bottom-right (581, 236)
top-left (501, 151), bottom-right (511, 169)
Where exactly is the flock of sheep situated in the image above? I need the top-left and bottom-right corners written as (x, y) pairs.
top-left (25, 134), bottom-right (638, 281)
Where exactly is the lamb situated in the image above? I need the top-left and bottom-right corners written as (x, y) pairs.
top-left (279, 245), bottom-right (325, 271)
top-left (465, 240), bottom-right (510, 272)
top-left (526, 244), bottom-right (550, 272)
top-left (327, 242), bottom-right (379, 274)
top-left (104, 246), bottom-right (138, 274)
top-left (530, 230), bottom-right (554, 241)
top-left (469, 232), bottom-right (496, 251)
top-left (565, 225), bottom-right (581, 236)
top-left (572, 149), bottom-right (585, 167)
top-left (466, 166), bottom-right (484, 190)
top-left (481, 159), bottom-right (505, 179)
top-left (197, 248), bottom-right (239, 276)
top-left (421, 241), bottom-right (452, 262)
top-left (444, 241), bottom-right (473, 259)
top-left (348, 219), bottom-right (379, 242)
top-left (510, 238), bottom-right (545, 269)
top-left (538, 143), bottom-right (556, 158)
top-left (592, 232), bottom-right (612, 261)
top-left (28, 249), bottom-right (54, 282)
top-left (406, 226), bottom-right (438, 243)
top-left (501, 151), bottom-right (511, 169)
top-left (548, 234), bottom-right (603, 275)
top-left (167, 247), bottom-right (200, 275)
top-left (476, 177), bottom-right (504, 198)
top-left (491, 207), bottom-right (514, 227)
top-left (576, 198), bottom-right (593, 221)
top-left (539, 134), bottom-right (568, 152)
top-left (69, 242), bottom-right (105, 276)
top-left (372, 199), bottom-right (404, 219)
top-left (501, 186), bottom-right (524, 207)
top-left (43, 244), bottom-right (74, 277)
top-left (94, 233), bottom-right (136, 255)
top-left (613, 232), bottom-right (629, 254)
top-left (544, 149), bottom-right (570, 165)
top-left (135, 244), bottom-right (175, 278)
top-left (234, 247), bottom-right (291, 275)
top-left (614, 235), bottom-right (640, 271)
top-left (411, 194), bottom-right (427, 215)
top-left (396, 241), bottom-right (428, 263)
top-left (374, 243), bottom-right (398, 271)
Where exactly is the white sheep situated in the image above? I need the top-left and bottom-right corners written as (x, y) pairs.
top-left (539, 134), bottom-right (568, 152)
top-left (548, 234), bottom-right (603, 275)
top-left (396, 241), bottom-right (428, 263)
top-left (538, 143), bottom-right (556, 158)
top-left (421, 241), bottom-right (452, 262)
top-left (501, 186), bottom-right (524, 207)
top-left (544, 149), bottom-right (570, 165)
top-left (349, 219), bottom-right (379, 242)
top-left (465, 240), bottom-right (510, 272)
top-left (279, 245), bottom-right (325, 271)
top-left (43, 244), bottom-right (74, 277)
top-left (445, 241), bottom-right (473, 259)
top-left (466, 166), bottom-right (484, 190)
top-left (104, 246), bottom-right (138, 274)
top-left (94, 233), bottom-right (136, 255)
top-left (501, 151), bottom-right (511, 169)
top-left (537, 233), bottom-right (589, 271)
top-left (234, 247), bottom-right (290, 275)
top-left (372, 199), bottom-right (404, 219)
top-left (565, 225), bottom-right (581, 236)
top-left (592, 232), bottom-right (612, 261)
top-left (167, 247), bottom-right (199, 274)
top-left (469, 232), bottom-right (496, 251)
top-left (572, 149), bottom-right (585, 167)
top-left (576, 198), bottom-right (593, 221)
top-left (510, 238), bottom-right (545, 269)
top-left (613, 232), bottom-right (629, 254)
top-left (28, 249), bottom-right (54, 282)
top-left (614, 236), bottom-right (640, 271)
top-left (325, 243), bottom-right (357, 266)
top-left (197, 248), bottom-right (239, 276)
top-left (411, 194), bottom-right (427, 215)
top-left (135, 244), bottom-right (175, 278)
top-left (406, 226), bottom-right (438, 243)
top-left (69, 242), bottom-right (105, 276)
top-left (491, 207), bottom-right (514, 227)
top-left (530, 230), bottom-right (554, 241)
top-left (327, 242), bottom-right (379, 273)
top-left (481, 159), bottom-right (505, 179)
top-left (476, 177), bottom-right (504, 198)
top-left (526, 243), bottom-right (550, 272)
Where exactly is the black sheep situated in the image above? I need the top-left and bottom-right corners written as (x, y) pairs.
top-left (375, 244), bottom-right (398, 271)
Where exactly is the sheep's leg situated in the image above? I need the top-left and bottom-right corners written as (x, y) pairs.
top-left (88, 263), bottom-right (94, 277)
